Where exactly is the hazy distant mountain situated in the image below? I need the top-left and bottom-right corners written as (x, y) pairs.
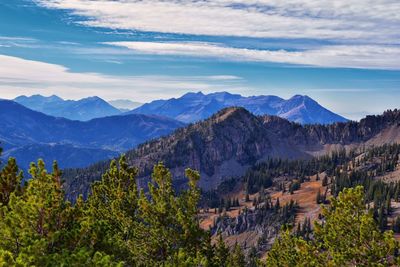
top-left (0, 100), bottom-right (184, 169)
top-left (108, 99), bottom-right (143, 112)
top-left (129, 92), bottom-right (347, 124)
top-left (14, 94), bottom-right (122, 121)
top-left (2, 144), bottom-right (119, 171)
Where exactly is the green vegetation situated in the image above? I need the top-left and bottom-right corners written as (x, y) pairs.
top-left (0, 149), bottom-right (248, 266)
top-left (266, 186), bottom-right (399, 266)
top-left (1, 143), bottom-right (400, 266)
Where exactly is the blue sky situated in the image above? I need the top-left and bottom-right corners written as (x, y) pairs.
top-left (0, 0), bottom-right (400, 119)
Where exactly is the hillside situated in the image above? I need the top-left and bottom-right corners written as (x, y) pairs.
top-left (201, 143), bottom-right (400, 256)
top-left (63, 108), bottom-right (400, 200)
top-left (129, 91), bottom-right (348, 124)
top-left (2, 144), bottom-right (118, 171)
top-left (14, 94), bottom-right (122, 121)
top-left (0, 100), bottom-right (184, 169)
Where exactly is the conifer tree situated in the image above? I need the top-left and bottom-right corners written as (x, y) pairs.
top-left (215, 234), bottom-right (229, 266)
top-left (266, 186), bottom-right (399, 266)
top-left (228, 243), bottom-right (245, 267)
top-left (0, 157), bottom-right (22, 206)
top-left (84, 155), bottom-right (141, 263)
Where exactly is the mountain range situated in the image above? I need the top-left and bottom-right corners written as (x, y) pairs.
top-left (14, 92), bottom-right (347, 125)
top-left (108, 99), bottom-right (143, 112)
top-left (14, 95), bottom-right (122, 121)
top-left (129, 92), bottom-right (348, 124)
top-left (0, 100), bottom-right (184, 170)
top-left (63, 107), bottom-right (400, 200)
top-left (1, 92), bottom-right (350, 173)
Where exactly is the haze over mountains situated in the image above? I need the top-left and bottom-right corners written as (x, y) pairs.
top-left (108, 99), bottom-right (143, 112)
top-left (2, 91), bottom-right (349, 172)
top-left (0, 100), bottom-right (184, 170)
top-left (14, 95), bottom-right (122, 121)
top-left (14, 92), bottom-right (347, 124)
top-left (129, 92), bottom-right (348, 124)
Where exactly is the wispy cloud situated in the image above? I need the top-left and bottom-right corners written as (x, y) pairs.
top-left (105, 41), bottom-right (400, 70)
top-left (35, 0), bottom-right (400, 43)
top-left (0, 54), bottom-right (244, 101)
top-left (33, 1), bottom-right (400, 69)
top-left (0, 36), bottom-right (38, 47)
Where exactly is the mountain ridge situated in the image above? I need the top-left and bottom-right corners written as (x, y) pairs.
top-left (14, 94), bottom-right (122, 121)
top-left (128, 91), bottom-right (348, 124)
top-left (0, 100), bottom-right (185, 169)
top-left (63, 107), bottom-right (400, 200)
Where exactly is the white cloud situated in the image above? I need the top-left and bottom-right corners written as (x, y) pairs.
top-left (33, 1), bottom-right (400, 69)
top-left (35, 0), bottom-right (400, 43)
top-left (105, 41), bottom-right (400, 69)
top-left (0, 54), bottom-right (244, 101)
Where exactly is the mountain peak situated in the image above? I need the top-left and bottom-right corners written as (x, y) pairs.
top-left (211, 106), bottom-right (250, 122)
top-left (181, 91), bottom-right (205, 99)
top-left (80, 96), bottom-right (104, 102)
top-left (131, 92), bottom-right (347, 124)
top-left (14, 95), bottom-right (121, 121)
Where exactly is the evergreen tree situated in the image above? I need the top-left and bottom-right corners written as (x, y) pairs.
top-left (215, 234), bottom-right (229, 266)
top-left (247, 246), bottom-right (260, 267)
top-left (393, 217), bottom-right (400, 233)
top-left (83, 155), bottom-right (141, 263)
top-left (228, 243), bottom-right (245, 267)
top-left (322, 176), bottom-right (328, 186)
top-left (266, 186), bottom-right (399, 266)
top-left (0, 157), bottom-right (22, 206)
top-left (0, 160), bottom-right (113, 265)
top-left (316, 190), bottom-right (322, 204)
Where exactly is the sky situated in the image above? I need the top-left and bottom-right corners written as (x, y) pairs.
top-left (0, 0), bottom-right (399, 120)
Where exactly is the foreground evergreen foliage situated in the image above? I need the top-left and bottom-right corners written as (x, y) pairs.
top-left (266, 186), bottom-right (399, 266)
top-left (2, 144), bottom-right (400, 266)
top-left (0, 151), bottom-right (245, 266)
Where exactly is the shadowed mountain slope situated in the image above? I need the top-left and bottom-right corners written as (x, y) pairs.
top-left (0, 100), bottom-right (185, 169)
top-left (63, 108), bottom-right (400, 200)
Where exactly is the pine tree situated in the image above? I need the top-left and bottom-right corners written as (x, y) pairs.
top-left (0, 160), bottom-right (108, 265)
top-left (0, 157), bottom-right (22, 206)
top-left (247, 246), bottom-right (260, 267)
top-left (228, 243), bottom-right (245, 267)
top-left (266, 186), bottom-right (399, 266)
top-left (322, 175), bottom-right (328, 186)
top-left (393, 217), bottom-right (400, 233)
top-left (215, 234), bottom-right (229, 266)
top-left (275, 198), bottom-right (280, 210)
top-left (316, 190), bottom-right (322, 204)
top-left (84, 155), bottom-right (140, 263)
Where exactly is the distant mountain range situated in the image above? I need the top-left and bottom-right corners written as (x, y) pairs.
top-left (129, 92), bottom-right (348, 124)
top-left (0, 100), bottom-right (184, 170)
top-left (14, 92), bottom-right (347, 125)
top-left (108, 99), bottom-right (143, 112)
top-left (14, 94), bottom-right (122, 121)
top-left (63, 108), bottom-right (400, 199)
top-left (2, 91), bottom-right (349, 172)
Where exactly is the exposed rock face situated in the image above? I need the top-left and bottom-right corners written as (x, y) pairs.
top-left (126, 108), bottom-right (308, 189)
top-left (211, 205), bottom-right (295, 252)
top-left (64, 108), bottom-right (400, 200)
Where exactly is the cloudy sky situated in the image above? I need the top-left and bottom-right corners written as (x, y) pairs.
top-left (1, 0), bottom-right (399, 119)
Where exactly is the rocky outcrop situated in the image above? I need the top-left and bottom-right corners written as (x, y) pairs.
top-left (63, 108), bottom-right (400, 200)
